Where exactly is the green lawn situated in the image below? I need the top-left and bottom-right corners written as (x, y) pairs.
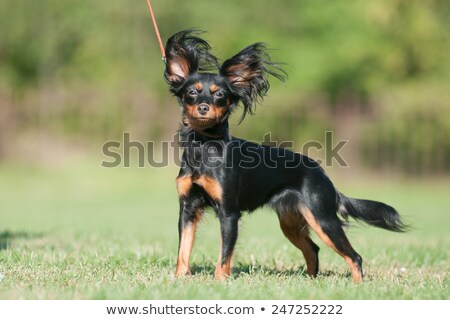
top-left (0, 161), bottom-right (448, 299)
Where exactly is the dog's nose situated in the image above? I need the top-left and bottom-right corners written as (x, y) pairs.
top-left (197, 104), bottom-right (210, 115)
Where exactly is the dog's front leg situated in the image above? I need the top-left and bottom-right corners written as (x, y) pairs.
top-left (215, 212), bottom-right (240, 281)
top-left (175, 199), bottom-right (202, 277)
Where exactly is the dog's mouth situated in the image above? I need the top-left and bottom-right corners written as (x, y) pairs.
top-left (189, 113), bottom-right (217, 122)
top-left (184, 115), bottom-right (217, 130)
top-left (195, 117), bottom-right (215, 122)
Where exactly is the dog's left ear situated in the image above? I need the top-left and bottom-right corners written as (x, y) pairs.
top-left (164, 30), bottom-right (218, 93)
top-left (220, 43), bottom-right (286, 120)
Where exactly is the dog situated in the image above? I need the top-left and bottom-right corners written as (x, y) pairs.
top-left (163, 30), bottom-right (406, 283)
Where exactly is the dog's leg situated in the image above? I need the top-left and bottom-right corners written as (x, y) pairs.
top-left (175, 203), bottom-right (202, 277)
top-left (278, 213), bottom-right (320, 277)
top-left (215, 213), bottom-right (240, 281)
top-left (301, 206), bottom-right (363, 283)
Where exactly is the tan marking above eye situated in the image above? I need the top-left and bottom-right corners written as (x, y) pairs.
top-left (194, 83), bottom-right (203, 91)
top-left (209, 84), bottom-right (219, 93)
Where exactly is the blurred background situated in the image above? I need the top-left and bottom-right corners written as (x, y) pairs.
top-left (1, 0), bottom-right (449, 299)
top-left (0, 0), bottom-right (449, 175)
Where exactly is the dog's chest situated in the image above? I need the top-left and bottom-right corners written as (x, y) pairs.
top-left (184, 140), bottom-right (227, 170)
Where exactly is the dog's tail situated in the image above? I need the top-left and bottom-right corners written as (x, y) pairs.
top-left (337, 192), bottom-right (408, 232)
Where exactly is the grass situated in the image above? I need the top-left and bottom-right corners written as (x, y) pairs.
top-left (0, 160), bottom-right (448, 299)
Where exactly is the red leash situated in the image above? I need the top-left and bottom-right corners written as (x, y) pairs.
top-left (146, 1), bottom-right (184, 109)
top-left (145, 0), bottom-right (166, 63)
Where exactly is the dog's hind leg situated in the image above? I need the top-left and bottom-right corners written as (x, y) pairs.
top-left (277, 212), bottom-right (320, 277)
top-left (300, 205), bottom-right (363, 283)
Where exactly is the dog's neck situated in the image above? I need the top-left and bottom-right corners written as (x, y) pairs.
top-left (179, 117), bottom-right (230, 143)
top-left (178, 119), bottom-right (230, 171)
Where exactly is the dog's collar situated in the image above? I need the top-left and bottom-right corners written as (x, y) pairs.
top-left (195, 130), bottom-right (223, 139)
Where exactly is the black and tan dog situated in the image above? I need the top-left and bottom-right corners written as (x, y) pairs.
top-left (163, 30), bottom-right (406, 283)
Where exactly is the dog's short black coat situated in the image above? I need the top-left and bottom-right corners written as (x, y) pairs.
top-left (163, 30), bottom-right (406, 283)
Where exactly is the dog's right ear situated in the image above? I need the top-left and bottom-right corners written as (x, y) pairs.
top-left (164, 30), bottom-right (217, 93)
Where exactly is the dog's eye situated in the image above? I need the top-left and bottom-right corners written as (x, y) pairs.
top-left (214, 91), bottom-right (224, 98)
top-left (187, 89), bottom-right (197, 96)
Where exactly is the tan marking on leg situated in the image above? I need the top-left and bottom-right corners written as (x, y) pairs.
top-left (175, 210), bottom-right (203, 277)
top-left (194, 175), bottom-right (222, 202)
top-left (175, 223), bottom-right (197, 277)
top-left (279, 213), bottom-right (318, 277)
top-left (303, 237), bottom-right (319, 277)
top-left (176, 175), bottom-right (192, 198)
top-left (214, 238), bottom-right (232, 281)
top-left (344, 256), bottom-right (363, 283)
top-left (301, 208), bottom-right (337, 250)
top-left (215, 256), bottom-right (232, 281)
top-left (215, 238), bottom-right (224, 279)
top-left (300, 206), bottom-right (363, 283)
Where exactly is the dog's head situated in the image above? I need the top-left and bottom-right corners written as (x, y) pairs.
top-left (164, 30), bottom-right (286, 131)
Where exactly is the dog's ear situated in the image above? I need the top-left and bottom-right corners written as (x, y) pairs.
top-left (164, 30), bottom-right (218, 93)
top-left (220, 43), bottom-right (286, 121)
